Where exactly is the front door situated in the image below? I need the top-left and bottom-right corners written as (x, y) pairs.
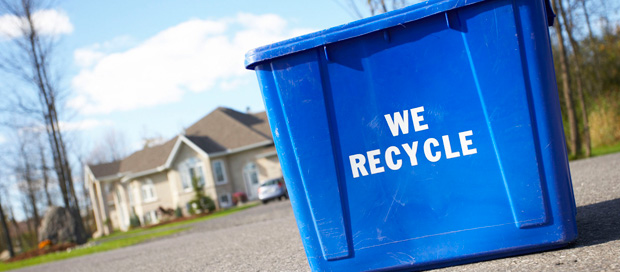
top-left (243, 163), bottom-right (260, 199)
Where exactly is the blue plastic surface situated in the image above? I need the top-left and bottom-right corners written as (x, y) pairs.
top-left (245, 0), bottom-right (577, 271)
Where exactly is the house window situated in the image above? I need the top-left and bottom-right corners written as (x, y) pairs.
top-left (143, 210), bottom-right (158, 225)
top-left (212, 160), bottom-right (227, 185)
top-left (219, 193), bottom-right (231, 208)
top-left (141, 179), bottom-right (157, 203)
top-left (181, 157), bottom-right (205, 191)
top-left (244, 163), bottom-right (259, 185)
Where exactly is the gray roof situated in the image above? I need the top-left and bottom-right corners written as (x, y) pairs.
top-left (89, 161), bottom-right (121, 179)
top-left (184, 107), bottom-right (271, 152)
top-left (88, 107), bottom-right (273, 179)
top-left (117, 137), bottom-right (178, 174)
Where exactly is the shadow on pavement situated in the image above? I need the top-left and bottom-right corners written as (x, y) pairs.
top-left (575, 198), bottom-right (620, 247)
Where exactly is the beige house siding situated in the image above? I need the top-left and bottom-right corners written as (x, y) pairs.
top-left (211, 156), bottom-right (234, 208)
top-left (109, 209), bottom-right (119, 230)
top-left (168, 167), bottom-right (194, 213)
top-left (171, 142), bottom-right (221, 213)
top-left (256, 155), bottom-right (283, 181)
top-left (137, 171), bottom-right (174, 222)
top-left (112, 182), bottom-right (131, 231)
top-left (102, 180), bottom-right (122, 231)
top-left (225, 148), bottom-right (282, 200)
top-left (126, 181), bottom-right (142, 222)
top-left (227, 150), bottom-right (256, 199)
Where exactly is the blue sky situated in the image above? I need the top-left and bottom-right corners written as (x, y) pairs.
top-left (1, 0), bottom-right (357, 157)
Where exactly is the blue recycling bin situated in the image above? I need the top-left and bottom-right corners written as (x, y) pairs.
top-left (245, 0), bottom-right (577, 270)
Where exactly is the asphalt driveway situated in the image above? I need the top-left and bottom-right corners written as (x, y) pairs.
top-left (16, 152), bottom-right (620, 271)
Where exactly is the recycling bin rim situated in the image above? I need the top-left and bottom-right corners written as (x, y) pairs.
top-left (244, 0), bottom-right (555, 70)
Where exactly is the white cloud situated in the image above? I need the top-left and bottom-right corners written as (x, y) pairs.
top-left (69, 13), bottom-right (315, 114)
top-left (74, 48), bottom-right (106, 67)
top-left (58, 119), bottom-right (113, 131)
top-left (73, 35), bottom-right (137, 68)
top-left (23, 119), bottom-right (112, 133)
top-left (0, 9), bottom-right (73, 39)
top-left (0, 134), bottom-right (5, 144)
top-left (99, 35), bottom-right (136, 50)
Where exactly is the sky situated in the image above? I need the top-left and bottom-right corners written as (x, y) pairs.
top-left (0, 0), bottom-right (363, 219)
top-left (0, 0), bottom-right (357, 156)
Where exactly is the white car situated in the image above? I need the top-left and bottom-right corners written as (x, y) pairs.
top-left (258, 177), bottom-right (288, 204)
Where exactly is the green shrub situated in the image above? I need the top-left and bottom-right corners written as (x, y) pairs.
top-left (198, 196), bottom-right (215, 213)
top-left (187, 202), bottom-right (196, 215)
top-left (129, 213), bottom-right (141, 228)
top-left (187, 196), bottom-right (215, 214)
top-left (189, 176), bottom-right (216, 213)
top-left (175, 207), bottom-right (183, 218)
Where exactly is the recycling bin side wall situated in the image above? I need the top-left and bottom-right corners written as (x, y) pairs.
top-left (249, 0), bottom-right (577, 270)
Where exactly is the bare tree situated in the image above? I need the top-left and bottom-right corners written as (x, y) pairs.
top-left (579, 0), bottom-right (602, 91)
top-left (559, 0), bottom-right (591, 157)
top-left (552, 0), bottom-right (580, 157)
top-left (336, 0), bottom-right (419, 19)
top-left (88, 128), bottom-right (128, 164)
top-left (103, 128), bottom-right (127, 161)
top-left (367, 0), bottom-right (388, 16)
top-left (78, 159), bottom-right (92, 235)
top-left (365, 0), bottom-right (417, 16)
top-left (14, 131), bottom-right (41, 231)
top-left (0, 0), bottom-right (86, 244)
top-left (38, 138), bottom-right (53, 206)
top-left (20, 198), bottom-right (33, 236)
top-left (0, 197), bottom-right (15, 258)
top-left (7, 203), bottom-right (22, 252)
top-left (0, 177), bottom-right (15, 257)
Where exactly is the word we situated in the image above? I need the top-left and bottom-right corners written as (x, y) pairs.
top-left (348, 107), bottom-right (478, 178)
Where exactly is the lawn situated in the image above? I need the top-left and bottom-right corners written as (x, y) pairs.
top-left (0, 203), bottom-right (259, 271)
top-left (568, 141), bottom-right (620, 161)
top-left (0, 228), bottom-right (185, 271)
top-left (591, 141), bottom-right (620, 157)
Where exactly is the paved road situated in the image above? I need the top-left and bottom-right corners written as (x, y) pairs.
top-left (18, 153), bottom-right (620, 271)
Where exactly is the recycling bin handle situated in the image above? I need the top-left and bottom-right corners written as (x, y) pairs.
top-left (544, 0), bottom-right (556, 27)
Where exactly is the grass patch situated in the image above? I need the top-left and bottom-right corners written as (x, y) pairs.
top-left (93, 202), bottom-right (258, 244)
top-left (154, 202), bottom-right (259, 230)
top-left (90, 227), bottom-right (145, 242)
top-left (568, 141), bottom-right (620, 161)
top-left (592, 141), bottom-right (620, 157)
top-left (0, 228), bottom-right (185, 271)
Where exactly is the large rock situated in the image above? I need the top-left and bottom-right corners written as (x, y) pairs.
top-left (38, 206), bottom-right (84, 244)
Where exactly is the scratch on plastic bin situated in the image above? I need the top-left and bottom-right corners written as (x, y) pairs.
top-left (384, 186), bottom-right (405, 222)
top-left (388, 252), bottom-right (416, 264)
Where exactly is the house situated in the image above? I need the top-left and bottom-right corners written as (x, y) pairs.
top-left (85, 107), bottom-right (282, 236)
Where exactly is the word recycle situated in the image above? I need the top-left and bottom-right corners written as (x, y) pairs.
top-left (348, 106), bottom-right (478, 178)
